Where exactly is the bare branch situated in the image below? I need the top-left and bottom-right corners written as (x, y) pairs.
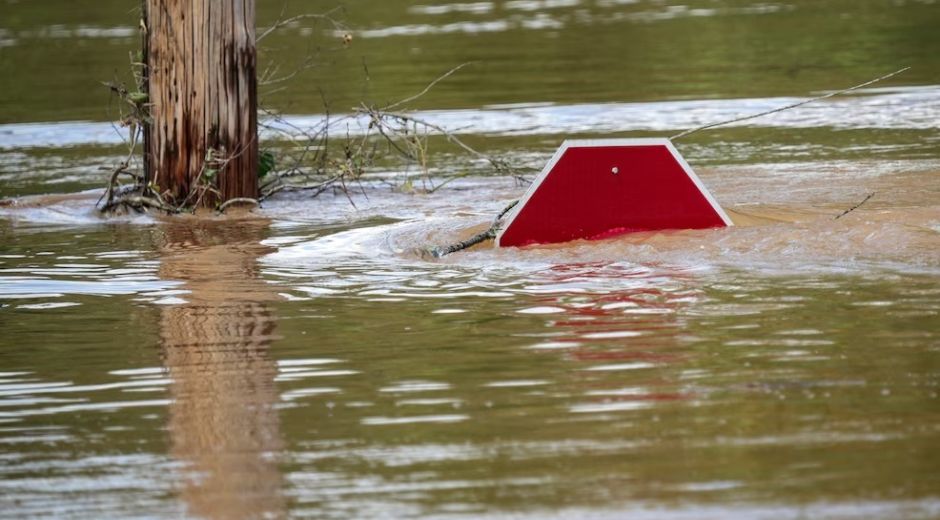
top-left (258, 7), bottom-right (346, 43)
top-left (383, 62), bottom-right (475, 111)
top-left (670, 67), bottom-right (911, 140)
top-left (259, 175), bottom-right (342, 202)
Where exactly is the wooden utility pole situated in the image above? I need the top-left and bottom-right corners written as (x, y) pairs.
top-left (143, 0), bottom-right (259, 206)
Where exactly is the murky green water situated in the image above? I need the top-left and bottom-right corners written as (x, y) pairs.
top-left (1, 1), bottom-right (940, 518)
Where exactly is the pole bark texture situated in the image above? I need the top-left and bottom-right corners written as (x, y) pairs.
top-left (144, 0), bottom-right (258, 205)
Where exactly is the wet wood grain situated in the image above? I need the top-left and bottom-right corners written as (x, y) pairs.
top-left (143, 0), bottom-right (258, 205)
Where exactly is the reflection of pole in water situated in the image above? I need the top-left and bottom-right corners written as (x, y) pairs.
top-left (157, 219), bottom-right (284, 520)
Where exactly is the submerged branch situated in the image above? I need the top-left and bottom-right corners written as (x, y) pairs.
top-left (99, 194), bottom-right (181, 214)
top-left (217, 198), bottom-right (260, 213)
top-left (427, 200), bottom-right (519, 258)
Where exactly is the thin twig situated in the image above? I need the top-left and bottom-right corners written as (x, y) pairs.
top-left (383, 62), bottom-right (475, 111)
top-left (361, 107), bottom-right (520, 176)
top-left (257, 7), bottom-right (345, 43)
top-left (259, 175), bottom-right (342, 201)
top-left (97, 108), bottom-right (141, 209)
top-left (670, 67), bottom-right (911, 141)
top-left (260, 50), bottom-right (323, 88)
top-left (426, 172), bottom-right (470, 193)
top-left (834, 192), bottom-right (875, 220)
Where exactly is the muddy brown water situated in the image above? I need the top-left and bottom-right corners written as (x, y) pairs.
top-left (2, 1), bottom-right (940, 519)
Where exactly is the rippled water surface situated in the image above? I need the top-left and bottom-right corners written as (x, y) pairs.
top-left (1, 0), bottom-right (940, 518)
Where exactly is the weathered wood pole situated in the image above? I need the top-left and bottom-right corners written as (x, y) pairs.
top-left (143, 0), bottom-right (259, 206)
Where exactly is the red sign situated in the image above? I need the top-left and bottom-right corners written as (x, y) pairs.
top-left (496, 139), bottom-right (732, 247)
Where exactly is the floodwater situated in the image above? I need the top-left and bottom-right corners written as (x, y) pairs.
top-left (1, 1), bottom-right (940, 519)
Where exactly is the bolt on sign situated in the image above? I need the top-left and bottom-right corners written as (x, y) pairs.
top-left (496, 139), bottom-right (733, 247)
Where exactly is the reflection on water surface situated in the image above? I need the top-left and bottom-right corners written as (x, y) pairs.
top-left (3, 184), bottom-right (937, 517)
top-left (158, 221), bottom-right (285, 519)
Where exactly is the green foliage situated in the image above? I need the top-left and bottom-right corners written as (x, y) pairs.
top-left (127, 92), bottom-right (149, 106)
top-left (259, 150), bottom-right (276, 178)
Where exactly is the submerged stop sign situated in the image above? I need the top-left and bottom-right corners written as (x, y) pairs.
top-left (496, 138), bottom-right (732, 247)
